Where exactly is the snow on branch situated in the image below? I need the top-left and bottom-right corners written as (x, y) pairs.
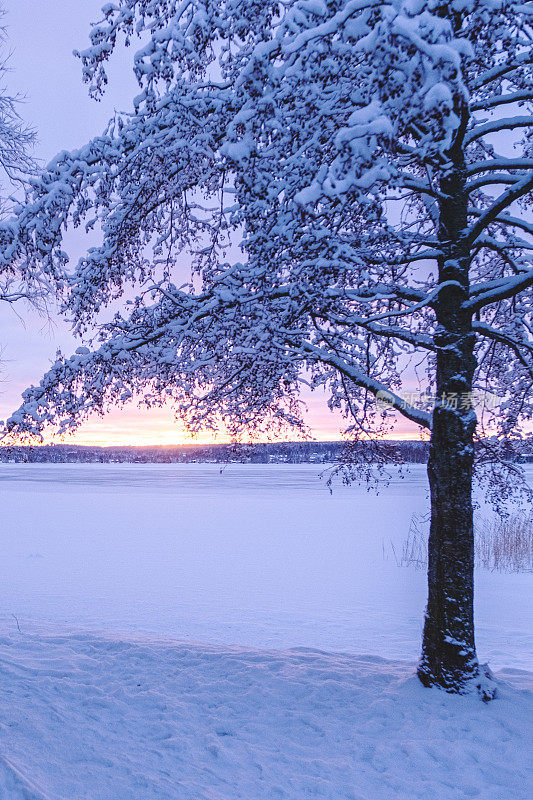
top-left (466, 158), bottom-right (533, 177)
top-left (465, 115), bottom-right (533, 146)
top-left (465, 174), bottom-right (533, 246)
top-left (470, 49), bottom-right (533, 91)
top-left (472, 320), bottom-right (533, 377)
top-left (471, 88), bottom-right (533, 112)
top-left (465, 270), bottom-right (533, 312)
top-left (299, 341), bottom-right (431, 429)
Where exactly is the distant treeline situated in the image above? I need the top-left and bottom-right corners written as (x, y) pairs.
top-left (1, 440), bottom-right (531, 465)
top-left (0, 440), bottom-right (431, 464)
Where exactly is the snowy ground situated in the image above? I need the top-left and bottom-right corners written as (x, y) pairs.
top-left (0, 463), bottom-right (531, 798)
top-left (0, 633), bottom-right (532, 800)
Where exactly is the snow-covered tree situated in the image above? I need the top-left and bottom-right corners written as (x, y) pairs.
top-left (0, 17), bottom-right (54, 311)
top-left (5, 0), bottom-right (533, 697)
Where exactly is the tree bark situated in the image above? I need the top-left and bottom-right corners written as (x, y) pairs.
top-left (418, 373), bottom-right (480, 693)
top-left (417, 109), bottom-right (495, 698)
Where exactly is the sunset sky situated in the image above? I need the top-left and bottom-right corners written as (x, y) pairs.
top-left (0, 0), bottom-right (424, 446)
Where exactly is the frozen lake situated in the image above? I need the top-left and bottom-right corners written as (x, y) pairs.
top-left (0, 462), bottom-right (531, 670)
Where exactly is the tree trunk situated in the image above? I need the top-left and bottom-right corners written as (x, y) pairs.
top-left (417, 111), bottom-right (495, 699)
top-left (418, 387), bottom-right (481, 693)
top-left (417, 257), bottom-right (495, 696)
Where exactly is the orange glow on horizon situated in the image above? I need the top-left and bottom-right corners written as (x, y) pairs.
top-left (3, 416), bottom-right (428, 448)
top-left (3, 431), bottom-right (428, 447)
top-left (2, 395), bottom-right (429, 448)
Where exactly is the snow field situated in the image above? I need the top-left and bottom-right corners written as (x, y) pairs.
top-left (0, 632), bottom-right (531, 800)
top-left (0, 463), bottom-right (531, 670)
top-left (0, 463), bottom-right (531, 799)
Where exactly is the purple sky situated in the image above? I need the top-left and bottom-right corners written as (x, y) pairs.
top-left (0, 1), bottom-right (422, 445)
